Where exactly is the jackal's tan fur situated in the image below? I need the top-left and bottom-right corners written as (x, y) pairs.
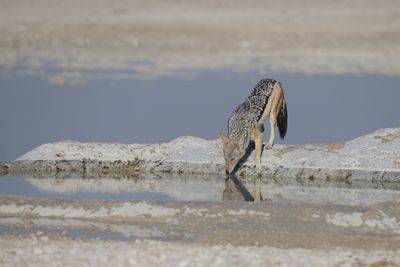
top-left (219, 79), bottom-right (288, 174)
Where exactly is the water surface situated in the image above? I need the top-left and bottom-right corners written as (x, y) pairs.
top-left (1, 174), bottom-right (399, 205)
top-left (1, 173), bottom-right (400, 241)
top-left (1, 69), bottom-right (399, 161)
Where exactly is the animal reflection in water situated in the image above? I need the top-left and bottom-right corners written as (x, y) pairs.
top-left (223, 176), bottom-right (263, 202)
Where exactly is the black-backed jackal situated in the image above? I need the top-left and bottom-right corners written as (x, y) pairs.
top-left (219, 79), bottom-right (288, 174)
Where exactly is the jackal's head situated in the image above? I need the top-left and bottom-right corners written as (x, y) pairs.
top-left (219, 132), bottom-right (246, 175)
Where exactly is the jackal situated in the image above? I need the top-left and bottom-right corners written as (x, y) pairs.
top-left (223, 176), bottom-right (263, 202)
top-left (219, 79), bottom-right (288, 174)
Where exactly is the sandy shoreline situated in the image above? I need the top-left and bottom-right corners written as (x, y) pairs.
top-left (1, 0), bottom-right (400, 82)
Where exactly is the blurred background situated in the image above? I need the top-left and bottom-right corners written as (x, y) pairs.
top-left (1, 0), bottom-right (400, 161)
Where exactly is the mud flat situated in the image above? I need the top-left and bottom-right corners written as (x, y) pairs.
top-left (2, 128), bottom-right (400, 181)
top-left (1, 0), bottom-right (400, 82)
top-left (1, 234), bottom-right (399, 267)
top-left (1, 195), bottom-right (400, 249)
top-left (1, 196), bottom-right (400, 266)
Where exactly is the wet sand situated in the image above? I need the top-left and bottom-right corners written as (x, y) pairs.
top-left (1, 233), bottom-right (399, 267)
top-left (1, 196), bottom-right (400, 266)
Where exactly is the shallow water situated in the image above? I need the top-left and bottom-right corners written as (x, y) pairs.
top-left (1, 173), bottom-right (400, 242)
top-left (0, 176), bottom-right (174, 201)
top-left (0, 225), bottom-right (158, 241)
top-left (1, 174), bottom-right (400, 205)
top-left (1, 67), bottom-right (400, 241)
top-left (1, 68), bottom-right (400, 161)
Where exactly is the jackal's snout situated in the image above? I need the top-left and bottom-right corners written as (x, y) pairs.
top-left (219, 132), bottom-right (242, 175)
top-left (224, 160), bottom-right (236, 175)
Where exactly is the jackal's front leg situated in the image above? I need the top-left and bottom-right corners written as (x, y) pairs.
top-left (254, 128), bottom-right (263, 172)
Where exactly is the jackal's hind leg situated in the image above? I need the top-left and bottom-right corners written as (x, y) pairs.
top-left (265, 112), bottom-right (277, 149)
top-left (265, 84), bottom-right (284, 149)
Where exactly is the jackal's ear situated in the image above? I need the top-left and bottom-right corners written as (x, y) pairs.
top-left (219, 132), bottom-right (229, 145)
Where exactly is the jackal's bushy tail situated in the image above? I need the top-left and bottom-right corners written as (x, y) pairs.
top-left (278, 99), bottom-right (288, 139)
